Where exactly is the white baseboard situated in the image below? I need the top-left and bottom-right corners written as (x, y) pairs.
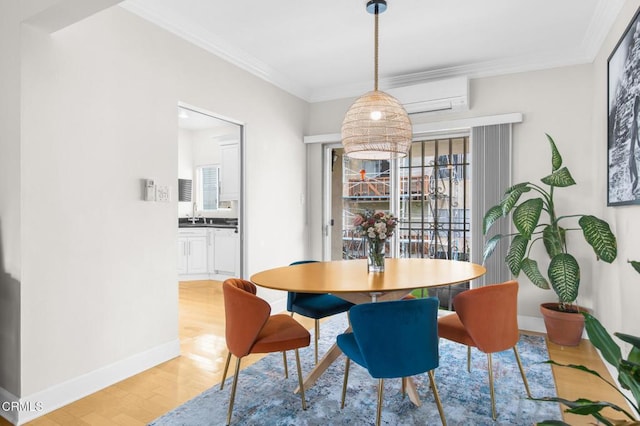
top-left (0, 387), bottom-right (20, 425)
top-left (8, 339), bottom-right (180, 425)
top-left (179, 272), bottom-right (238, 282)
top-left (518, 314), bottom-right (546, 334)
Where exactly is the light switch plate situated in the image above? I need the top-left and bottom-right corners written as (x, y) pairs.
top-left (156, 185), bottom-right (170, 202)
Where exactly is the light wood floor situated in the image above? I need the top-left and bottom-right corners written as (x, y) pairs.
top-left (2, 280), bottom-right (629, 426)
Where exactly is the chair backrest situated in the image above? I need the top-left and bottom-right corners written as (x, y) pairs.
top-left (223, 278), bottom-right (271, 357)
top-left (286, 260), bottom-right (319, 310)
top-left (453, 280), bottom-right (519, 353)
top-left (349, 297), bottom-right (439, 379)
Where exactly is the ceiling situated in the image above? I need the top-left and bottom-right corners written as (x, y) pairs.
top-left (121, 0), bottom-right (625, 103)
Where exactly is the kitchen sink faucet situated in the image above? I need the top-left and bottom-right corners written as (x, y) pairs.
top-left (190, 202), bottom-right (198, 224)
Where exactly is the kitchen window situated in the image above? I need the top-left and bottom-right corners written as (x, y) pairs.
top-left (196, 164), bottom-right (220, 211)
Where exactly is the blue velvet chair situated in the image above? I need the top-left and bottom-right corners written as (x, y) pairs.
top-left (337, 297), bottom-right (446, 426)
top-left (287, 260), bottom-right (354, 364)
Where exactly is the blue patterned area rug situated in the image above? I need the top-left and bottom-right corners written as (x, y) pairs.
top-left (150, 313), bottom-right (562, 425)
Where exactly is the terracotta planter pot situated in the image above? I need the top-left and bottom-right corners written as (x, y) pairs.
top-left (540, 303), bottom-right (588, 347)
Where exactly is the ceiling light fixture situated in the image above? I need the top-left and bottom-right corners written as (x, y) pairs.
top-left (341, 0), bottom-right (412, 160)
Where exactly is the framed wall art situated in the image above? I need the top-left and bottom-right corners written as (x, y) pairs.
top-left (608, 7), bottom-right (640, 206)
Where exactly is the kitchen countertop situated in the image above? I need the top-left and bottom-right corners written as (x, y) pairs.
top-left (178, 218), bottom-right (238, 229)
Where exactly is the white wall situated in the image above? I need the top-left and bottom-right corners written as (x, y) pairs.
top-left (0, 0), bottom-right (22, 401)
top-left (307, 10), bottom-right (640, 338)
top-left (178, 128), bottom-right (194, 217)
top-left (20, 9), bottom-right (181, 399)
top-left (591, 0), bottom-right (640, 341)
top-left (16, 2), bottom-right (309, 409)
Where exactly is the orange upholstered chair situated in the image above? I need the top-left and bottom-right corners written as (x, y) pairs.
top-left (437, 280), bottom-right (531, 420)
top-left (220, 278), bottom-right (310, 425)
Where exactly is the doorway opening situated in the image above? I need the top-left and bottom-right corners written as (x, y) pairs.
top-left (177, 104), bottom-right (243, 282)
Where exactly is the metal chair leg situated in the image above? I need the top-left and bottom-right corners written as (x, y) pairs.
top-left (220, 351), bottom-right (232, 390)
top-left (376, 378), bottom-right (384, 426)
top-left (282, 351), bottom-right (288, 378)
top-left (341, 357), bottom-right (350, 409)
top-left (314, 319), bottom-right (320, 364)
top-left (226, 356), bottom-right (242, 426)
top-left (294, 349), bottom-right (307, 411)
top-left (513, 346), bottom-right (532, 398)
top-left (428, 370), bottom-right (447, 426)
top-left (467, 346), bottom-right (471, 372)
top-left (487, 353), bottom-right (497, 420)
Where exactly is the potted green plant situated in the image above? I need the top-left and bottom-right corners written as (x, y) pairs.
top-left (482, 134), bottom-right (617, 346)
top-left (536, 262), bottom-right (640, 424)
top-left (536, 312), bottom-right (640, 425)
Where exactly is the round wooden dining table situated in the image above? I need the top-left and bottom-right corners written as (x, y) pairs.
top-left (252, 258), bottom-right (486, 303)
top-left (250, 258), bottom-right (486, 406)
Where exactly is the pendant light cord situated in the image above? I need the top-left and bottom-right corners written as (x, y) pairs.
top-left (374, 6), bottom-right (379, 91)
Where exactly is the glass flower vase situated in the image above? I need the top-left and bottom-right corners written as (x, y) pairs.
top-left (367, 239), bottom-right (385, 273)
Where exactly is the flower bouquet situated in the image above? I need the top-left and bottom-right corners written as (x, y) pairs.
top-left (353, 210), bottom-right (397, 272)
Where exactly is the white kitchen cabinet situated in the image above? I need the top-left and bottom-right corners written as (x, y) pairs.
top-left (219, 142), bottom-right (240, 201)
top-left (207, 228), bottom-right (215, 273)
top-left (178, 229), bottom-right (208, 277)
top-left (211, 228), bottom-right (239, 276)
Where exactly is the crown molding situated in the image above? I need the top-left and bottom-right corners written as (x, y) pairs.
top-left (580, 0), bottom-right (626, 59)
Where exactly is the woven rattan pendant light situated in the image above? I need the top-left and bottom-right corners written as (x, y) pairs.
top-left (341, 0), bottom-right (412, 160)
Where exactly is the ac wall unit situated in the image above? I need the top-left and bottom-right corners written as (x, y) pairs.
top-left (387, 76), bottom-right (469, 114)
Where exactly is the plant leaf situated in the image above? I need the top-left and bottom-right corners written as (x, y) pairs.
top-left (543, 225), bottom-right (565, 258)
top-left (540, 360), bottom-right (639, 422)
top-left (542, 360), bottom-right (616, 386)
top-left (513, 198), bottom-right (543, 239)
top-left (521, 258), bottom-right (550, 289)
top-left (501, 184), bottom-right (531, 216)
top-left (546, 133), bottom-right (563, 172)
top-left (615, 332), bottom-right (640, 351)
top-left (505, 182), bottom-right (531, 194)
top-left (541, 167), bottom-right (577, 188)
top-left (506, 235), bottom-right (528, 276)
top-left (629, 346), bottom-right (640, 367)
top-left (628, 260), bottom-right (640, 274)
top-left (619, 359), bottom-right (640, 389)
top-left (532, 396), bottom-right (630, 426)
top-left (482, 234), bottom-right (502, 264)
top-left (618, 359), bottom-right (640, 408)
top-left (535, 421), bottom-right (571, 426)
top-left (548, 253), bottom-right (580, 304)
top-left (483, 205), bottom-right (504, 235)
top-left (584, 313), bottom-right (622, 368)
top-left (579, 215), bottom-right (617, 263)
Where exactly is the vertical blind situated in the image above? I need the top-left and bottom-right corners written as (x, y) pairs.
top-left (471, 124), bottom-right (512, 287)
